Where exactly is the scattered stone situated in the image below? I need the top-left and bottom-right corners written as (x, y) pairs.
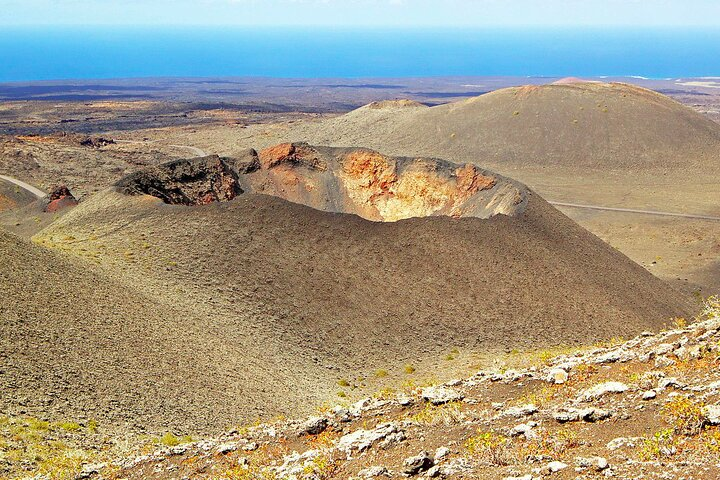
top-left (332, 406), bottom-right (353, 422)
top-left (216, 443), bottom-right (237, 454)
top-left (509, 422), bottom-right (538, 438)
top-left (301, 416), bottom-right (328, 435)
top-left (403, 451), bottom-right (434, 475)
top-left (578, 382), bottom-right (628, 401)
top-left (553, 407), bottom-right (610, 423)
top-left (502, 404), bottom-right (538, 418)
top-left (642, 390), bottom-right (657, 400)
top-left (77, 463), bottom-right (106, 478)
top-left (434, 446), bottom-right (450, 461)
top-left (705, 380), bottom-right (720, 392)
top-left (426, 465), bottom-right (442, 477)
top-left (397, 394), bottom-right (413, 406)
top-left (606, 437), bottom-right (641, 451)
top-left (654, 355), bottom-right (676, 368)
top-left (358, 466), bottom-right (390, 478)
top-left (242, 442), bottom-right (259, 451)
top-left (421, 386), bottom-right (464, 405)
top-left (658, 377), bottom-right (685, 390)
top-left (337, 423), bottom-right (404, 457)
top-left (547, 368), bottom-right (569, 384)
top-left (654, 343), bottom-right (676, 355)
top-left (576, 456), bottom-right (609, 471)
top-left (547, 461), bottom-right (568, 473)
top-left (701, 404), bottom-right (720, 425)
top-left (580, 407), bottom-right (611, 422)
top-left (80, 136), bottom-right (115, 148)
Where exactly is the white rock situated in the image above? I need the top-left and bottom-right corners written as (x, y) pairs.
top-left (216, 443), bottom-right (237, 454)
top-left (642, 390), bottom-right (657, 400)
top-left (502, 404), bottom-right (538, 418)
top-left (301, 416), bottom-right (328, 435)
top-left (578, 382), bottom-right (628, 401)
top-left (702, 404), bottom-right (720, 425)
top-left (403, 451), bottom-right (434, 475)
top-left (705, 380), bottom-right (720, 391)
top-left (426, 465), bottom-right (441, 478)
top-left (658, 377), bottom-right (686, 389)
top-left (606, 437), bottom-right (641, 450)
top-left (654, 355), bottom-right (676, 368)
top-left (358, 466), bottom-right (390, 478)
top-left (77, 463), bottom-right (107, 479)
top-left (337, 423), bottom-right (404, 457)
top-left (547, 461), bottom-right (568, 472)
top-left (580, 407), bottom-right (611, 422)
top-left (397, 394), bottom-right (413, 406)
top-left (654, 343), bottom-right (676, 356)
top-left (421, 386), bottom-right (464, 405)
top-left (434, 446), bottom-right (450, 461)
top-left (576, 456), bottom-right (609, 471)
top-left (547, 368), bottom-right (569, 384)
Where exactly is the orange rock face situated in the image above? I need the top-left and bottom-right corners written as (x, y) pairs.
top-left (259, 143), bottom-right (325, 171)
top-left (259, 143), bottom-right (296, 169)
top-left (455, 164), bottom-right (496, 194)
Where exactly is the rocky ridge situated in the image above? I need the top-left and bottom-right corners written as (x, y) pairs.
top-left (97, 298), bottom-right (720, 480)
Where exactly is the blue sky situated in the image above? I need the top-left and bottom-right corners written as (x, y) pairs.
top-left (3, 0), bottom-right (720, 26)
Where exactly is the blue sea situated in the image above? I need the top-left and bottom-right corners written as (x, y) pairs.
top-left (2, 26), bottom-right (720, 82)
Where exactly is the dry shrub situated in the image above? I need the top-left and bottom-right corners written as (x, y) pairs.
top-left (465, 431), bottom-right (516, 466)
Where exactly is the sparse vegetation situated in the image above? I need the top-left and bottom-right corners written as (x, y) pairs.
top-left (410, 401), bottom-right (463, 426)
top-left (661, 396), bottom-right (706, 435)
top-left (157, 432), bottom-right (193, 447)
top-left (465, 430), bottom-right (515, 466)
top-left (639, 428), bottom-right (678, 460)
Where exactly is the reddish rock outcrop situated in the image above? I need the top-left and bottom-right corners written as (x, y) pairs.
top-left (45, 185), bottom-right (78, 213)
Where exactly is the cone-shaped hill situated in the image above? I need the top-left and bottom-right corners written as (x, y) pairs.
top-left (8, 144), bottom-right (692, 432)
top-left (300, 82), bottom-right (720, 172)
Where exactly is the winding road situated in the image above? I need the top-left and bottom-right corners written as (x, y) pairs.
top-left (549, 201), bottom-right (720, 222)
top-left (0, 175), bottom-right (45, 198)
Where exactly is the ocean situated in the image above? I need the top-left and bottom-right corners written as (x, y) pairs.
top-left (2, 26), bottom-right (720, 82)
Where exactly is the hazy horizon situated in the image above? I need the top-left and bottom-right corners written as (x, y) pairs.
top-left (4, 0), bottom-right (720, 27)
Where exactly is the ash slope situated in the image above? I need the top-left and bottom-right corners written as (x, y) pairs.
top-left (0, 178), bottom-right (37, 212)
top-left (300, 82), bottom-right (720, 172)
top-left (18, 146), bottom-right (692, 431)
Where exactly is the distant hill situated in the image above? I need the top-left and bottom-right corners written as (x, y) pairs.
top-left (6, 146), bottom-right (690, 432)
top-left (298, 82), bottom-right (720, 172)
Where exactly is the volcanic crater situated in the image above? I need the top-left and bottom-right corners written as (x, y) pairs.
top-left (116, 142), bottom-right (527, 222)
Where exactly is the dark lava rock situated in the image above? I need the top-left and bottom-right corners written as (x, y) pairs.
top-left (115, 155), bottom-right (242, 206)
